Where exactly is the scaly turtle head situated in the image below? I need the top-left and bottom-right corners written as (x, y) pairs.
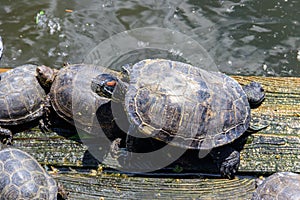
top-left (243, 81), bottom-right (265, 108)
top-left (36, 65), bottom-right (58, 91)
top-left (91, 73), bottom-right (118, 98)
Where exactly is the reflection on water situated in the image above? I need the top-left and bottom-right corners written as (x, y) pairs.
top-left (0, 0), bottom-right (299, 76)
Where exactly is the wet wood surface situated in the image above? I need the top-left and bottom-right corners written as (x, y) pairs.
top-left (6, 75), bottom-right (300, 199)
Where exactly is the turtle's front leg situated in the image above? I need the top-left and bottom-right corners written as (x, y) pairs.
top-left (0, 127), bottom-right (13, 145)
top-left (210, 146), bottom-right (240, 179)
top-left (39, 94), bottom-right (53, 132)
top-left (39, 118), bottom-right (50, 133)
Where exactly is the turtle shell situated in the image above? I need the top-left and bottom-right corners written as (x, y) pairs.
top-left (125, 59), bottom-right (251, 150)
top-left (50, 64), bottom-right (121, 136)
top-left (0, 148), bottom-right (57, 200)
top-left (0, 65), bottom-right (47, 126)
top-left (252, 172), bottom-right (300, 200)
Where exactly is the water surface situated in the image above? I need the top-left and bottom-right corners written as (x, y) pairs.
top-left (0, 0), bottom-right (299, 76)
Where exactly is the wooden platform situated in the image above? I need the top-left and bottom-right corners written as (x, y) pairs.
top-left (9, 76), bottom-right (300, 199)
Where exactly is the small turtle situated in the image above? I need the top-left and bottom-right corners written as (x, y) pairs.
top-left (49, 64), bottom-right (124, 141)
top-left (0, 148), bottom-right (58, 199)
top-left (252, 172), bottom-right (300, 200)
top-left (0, 64), bottom-right (57, 144)
top-left (98, 59), bottom-right (265, 177)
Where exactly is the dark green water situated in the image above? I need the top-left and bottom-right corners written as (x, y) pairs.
top-left (0, 0), bottom-right (299, 76)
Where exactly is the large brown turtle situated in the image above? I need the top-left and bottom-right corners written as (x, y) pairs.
top-left (0, 148), bottom-right (59, 199)
top-left (252, 172), bottom-right (300, 200)
top-left (95, 59), bottom-right (265, 177)
top-left (0, 64), bottom-right (57, 144)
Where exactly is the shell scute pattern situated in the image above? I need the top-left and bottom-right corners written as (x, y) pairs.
top-left (50, 65), bottom-right (80, 123)
top-left (126, 59), bottom-right (251, 149)
top-left (50, 64), bottom-right (123, 137)
top-left (23, 159), bottom-right (44, 173)
top-left (0, 65), bottom-right (46, 125)
top-left (20, 183), bottom-right (39, 198)
top-left (0, 173), bottom-right (10, 191)
top-left (4, 159), bottom-right (23, 174)
top-left (12, 170), bottom-right (32, 187)
top-left (0, 148), bottom-right (57, 200)
top-left (3, 185), bottom-right (19, 199)
top-left (252, 172), bottom-right (300, 200)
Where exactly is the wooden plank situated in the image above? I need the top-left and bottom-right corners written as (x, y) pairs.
top-left (8, 76), bottom-right (300, 199)
top-left (233, 76), bottom-right (300, 173)
top-left (52, 173), bottom-right (255, 200)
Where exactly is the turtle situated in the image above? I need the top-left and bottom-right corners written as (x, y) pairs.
top-left (95, 59), bottom-right (265, 177)
top-left (48, 64), bottom-right (125, 141)
top-left (0, 36), bottom-right (3, 60)
top-left (252, 172), bottom-right (300, 200)
top-left (0, 148), bottom-right (58, 200)
top-left (0, 64), bottom-right (57, 144)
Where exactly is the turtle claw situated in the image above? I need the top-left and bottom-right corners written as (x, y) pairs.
top-left (220, 161), bottom-right (238, 179)
top-left (39, 98), bottom-right (53, 133)
top-left (211, 146), bottom-right (240, 179)
top-left (109, 138), bottom-right (122, 159)
top-left (220, 150), bottom-right (240, 179)
top-left (39, 119), bottom-right (51, 133)
top-left (0, 127), bottom-right (13, 145)
top-left (57, 183), bottom-right (69, 200)
top-left (220, 151), bottom-right (240, 179)
top-left (247, 124), bottom-right (268, 133)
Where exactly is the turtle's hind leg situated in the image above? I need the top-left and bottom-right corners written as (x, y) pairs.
top-left (210, 146), bottom-right (240, 179)
top-left (39, 94), bottom-right (53, 133)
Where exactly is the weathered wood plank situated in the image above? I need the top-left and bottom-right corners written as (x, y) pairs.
top-left (233, 76), bottom-right (300, 173)
top-left (52, 173), bottom-right (255, 200)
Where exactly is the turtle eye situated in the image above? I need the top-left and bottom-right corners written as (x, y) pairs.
top-left (103, 80), bottom-right (116, 96)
